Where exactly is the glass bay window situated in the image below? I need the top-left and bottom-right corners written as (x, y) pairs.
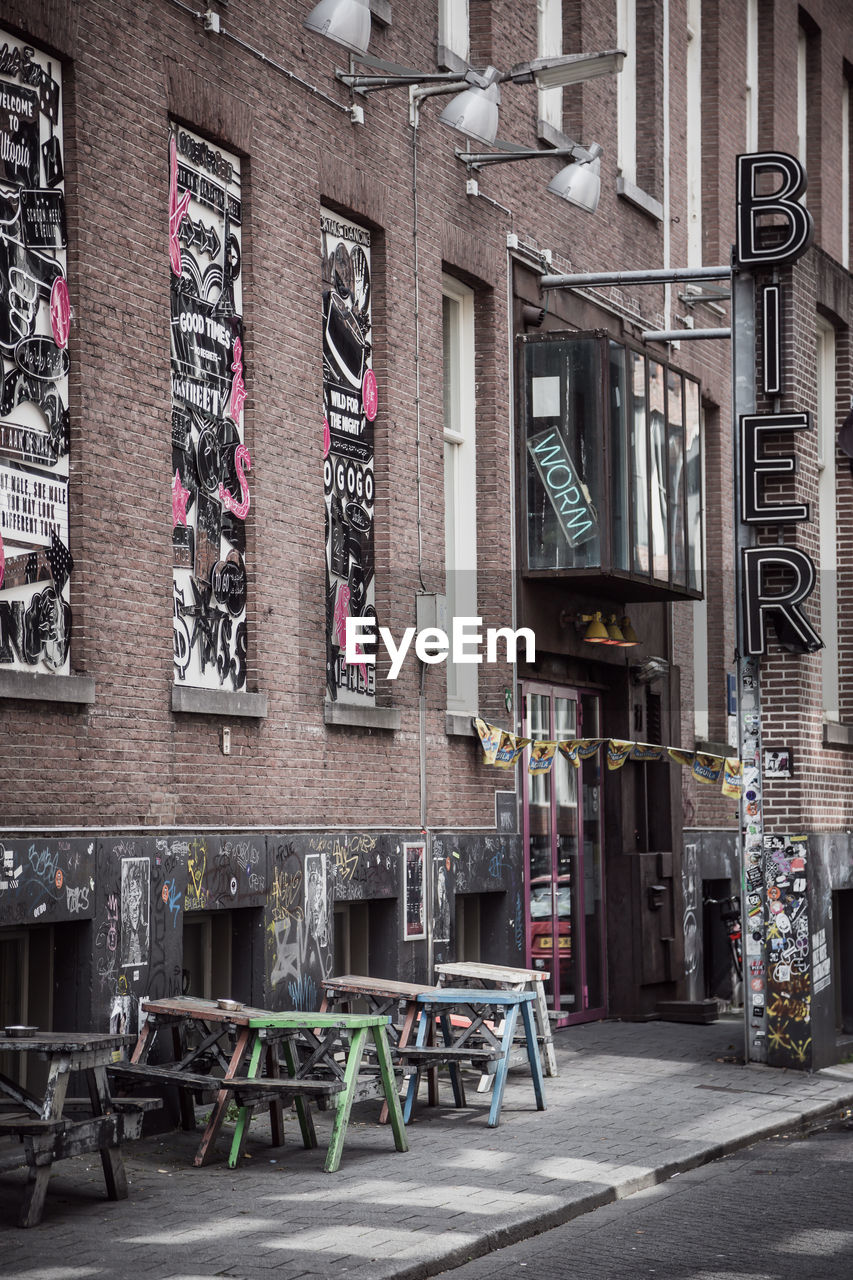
top-left (521, 331), bottom-right (703, 601)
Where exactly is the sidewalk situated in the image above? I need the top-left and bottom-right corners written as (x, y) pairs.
top-left (4, 1016), bottom-right (853, 1280)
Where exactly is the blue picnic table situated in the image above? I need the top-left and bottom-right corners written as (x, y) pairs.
top-left (398, 987), bottom-right (547, 1127)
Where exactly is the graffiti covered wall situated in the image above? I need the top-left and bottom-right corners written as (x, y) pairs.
top-left (170, 123), bottom-right (248, 691)
top-left (321, 209), bottom-right (376, 705)
top-left (0, 32), bottom-right (71, 673)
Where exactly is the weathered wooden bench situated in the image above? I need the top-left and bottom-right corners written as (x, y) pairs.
top-left (108, 1061), bottom-right (344, 1103)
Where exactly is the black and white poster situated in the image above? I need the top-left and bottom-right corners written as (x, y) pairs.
top-left (170, 123), bottom-right (248, 691)
top-left (0, 32), bottom-right (71, 675)
top-left (322, 209), bottom-right (376, 705)
top-left (403, 840), bottom-right (426, 941)
top-left (120, 856), bottom-right (150, 968)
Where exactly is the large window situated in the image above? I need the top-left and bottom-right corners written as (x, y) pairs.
top-left (439, 0), bottom-right (469, 67)
top-left (521, 332), bottom-right (702, 600)
top-left (443, 276), bottom-right (477, 716)
top-left (538, 0), bottom-right (563, 135)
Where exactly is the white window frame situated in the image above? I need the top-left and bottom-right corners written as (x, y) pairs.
top-left (443, 276), bottom-right (478, 717)
top-left (817, 318), bottom-right (839, 723)
top-left (537, 0), bottom-right (563, 134)
top-left (439, 0), bottom-right (470, 67)
top-left (616, 0), bottom-right (637, 184)
top-left (843, 77), bottom-right (850, 270)
top-left (797, 26), bottom-right (808, 170)
top-left (686, 0), bottom-right (702, 267)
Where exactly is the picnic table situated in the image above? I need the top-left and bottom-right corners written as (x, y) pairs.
top-left (399, 988), bottom-right (547, 1127)
top-left (109, 996), bottom-right (408, 1172)
top-left (0, 1029), bottom-right (159, 1227)
top-left (434, 960), bottom-right (559, 1082)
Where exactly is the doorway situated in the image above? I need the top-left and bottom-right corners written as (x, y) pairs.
top-left (522, 682), bottom-right (607, 1025)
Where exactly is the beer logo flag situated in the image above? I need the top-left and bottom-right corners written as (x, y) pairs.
top-left (692, 753), bottom-right (725, 785)
top-left (722, 757), bottom-right (743, 798)
top-left (667, 747), bottom-right (696, 768)
top-left (473, 718), bottom-right (501, 765)
top-left (629, 742), bottom-right (668, 762)
top-left (528, 740), bottom-right (558, 775)
top-left (494, 731), bottom-right (531, 770)
top-left (606, 739), bottom-right (633, 770)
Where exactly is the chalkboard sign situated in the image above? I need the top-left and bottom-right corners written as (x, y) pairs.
top-left (403, 840), bottom-right (426, 941)
top-left (495, 790), bottom-right (518, 834)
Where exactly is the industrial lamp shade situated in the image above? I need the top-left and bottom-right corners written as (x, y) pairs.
top-left (605, 617), bottom-right (627, 645)
top-left (547, 155), bottom-right (601, 213)
top-left (619, 616), bottom-right (639, 646)
top-left (304, 0), bottom-right (371, 56)
top-left (582, 612), bottom-right (610, 644)
top-left (438, 81), bottom-right (500, 145)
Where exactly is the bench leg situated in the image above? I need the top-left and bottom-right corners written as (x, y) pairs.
top-left (87, 1066), bottom-right (129, 1200)
top-left (325, 1026), bottom-right (367, 1173)
top-left (195, 1027), bottom-right (250, 1168)
top-left (488, 1004), bottom-right (519, 1128)
top-left (534, 982), bottom-right (558, 1078)
top-left (281, 1038), bottom-right (317, 1151)
top-left (380, 1000), bottom-right (416, 1125)
top-left (438, 1013), bottom-right (466, 1108)
top-left (20, 1149), bottom-right (53, 1228)
top-left (371, 1026), bottom-right (408, 1154)
top-left (228, 1035), bottom-right (263, 1169)
top-left (402, 1009), bottom-right (429, 1124)
top-left (520, 999), bottom-right (547, 1111)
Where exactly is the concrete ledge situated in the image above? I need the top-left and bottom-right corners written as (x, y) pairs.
top-left (536, 119), bottom-right (575, 151)
top-left (369, 0), bottom-right (392, 24)
top-left (0, 671), bottom-right (95, 705)
top-left (695, 739), bottom-right (736, 757)
top-left (324, 700), bottom-right (400, 731)
top-left (171, 686), bottom-right (267, 718)
top-left (823, 721), bottom-right (853, 749)
top-left (446, 712), bottom-right (476, 737)
top-left (616, 176), bottom-right (664, 222)
top-left (437, 44), bottom-right (468, 74)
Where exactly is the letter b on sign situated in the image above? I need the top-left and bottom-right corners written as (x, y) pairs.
top-left (736, 153), bottom-right (813, 267)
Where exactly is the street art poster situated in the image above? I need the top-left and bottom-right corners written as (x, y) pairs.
top-left (403, 840), bottom-right (426, 940)
top-left (764, 833), bottom-right (811, 1067)
top-left (120, 856), bottom-right (150, 968)
top-left (321, 209), bottom-right (376, 705)
top-left (0, 32), bottom-right (72, 674)
top-left (170, 123), bottom-right (248, 691)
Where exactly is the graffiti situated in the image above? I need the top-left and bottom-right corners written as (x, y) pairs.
top-left (171, 120), bottom-right (248, 692)
top-left (185, 839), bottom-right (207, 910)
top-left (812, 927), bottom-right (831, 995)
top-left (305, 852), bottom-right (328, 948)
top-left (26, 842), bottom-right (60, 892)
top-left (288, 973), bottom-right (318, 1012)
top-left (0, 29), bottom-right (71, 675)
top-left (65, 883), bottom-right (89, 913)
top-left (162, 876), bottom-right (182, 925)
top-left (332, 838), bottom-right (360, 882)
top-left (270, 867), bottom-right (303, 923)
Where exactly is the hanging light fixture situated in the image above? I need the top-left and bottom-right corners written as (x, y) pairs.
top-left (547, 143), bottom-right (603, 213)
top-left (437, 69), bottom-right (501, 145)
top-left (578, 612), bottom-right (610, 644)
top-left (304, 0), bottom-right (372, 55)
top-left (619, 616), bottom-right (639, 646)
top-left (605, 616), bottom-right (627, 645)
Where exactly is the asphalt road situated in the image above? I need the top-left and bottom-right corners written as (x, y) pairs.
top-left (439, 1116), bottom-right (853, 1280)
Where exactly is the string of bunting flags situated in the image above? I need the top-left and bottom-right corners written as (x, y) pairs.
top-left (472, 719), bottom-right (743, 799)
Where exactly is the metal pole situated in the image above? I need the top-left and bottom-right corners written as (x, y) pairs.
top-left (641, 327), bottom-right (731, 342)
top-left (540, 266), bottom-right (731, 289)
top-left (731, 267), bottom-right (766, 1066)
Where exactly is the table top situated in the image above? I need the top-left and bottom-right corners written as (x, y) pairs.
top-left (141, 996), bottom-right (391, 1032)
top-left (0, 1031), bottom-right (130, 1054)
top-left (322, 974), bottom-right (442, 1000)
top-left (415, 987), bottom-right (537, 1006)
top-left (435, 961), bottom-right (550, 983)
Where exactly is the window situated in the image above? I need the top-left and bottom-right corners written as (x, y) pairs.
top-left (843, 71), bottom-right (851, 270)
top-left (439, 0), bottom-right (469, 68)
top-left (797, 24), bottom-right (808, 169)
top-left (521, 332), bottom-right (703, 601)
top-left (443, 277), bottom-right (478, 715)
top-left (537, 0), bottom-right (563, 135)
top-left (817, 318), bottom-right (838, 722)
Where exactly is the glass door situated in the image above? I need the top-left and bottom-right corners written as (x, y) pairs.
top-left (522, 683), bottom-right (607, 1025)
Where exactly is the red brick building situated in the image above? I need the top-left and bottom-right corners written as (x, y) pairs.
top-left (0, 0), bottom-right (851, 1071)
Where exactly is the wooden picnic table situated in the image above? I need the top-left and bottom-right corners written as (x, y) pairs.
top-left (399, 988), bottom-right (547, 1128)
top-left (319, 974), bottom-right (446, 1120)
top-left (0, 1029), bottom-right (159, 1227)
top-left (434, 961), bottom-right (559, 1082)
top-left (109, 996), bottom-right (408, 1173)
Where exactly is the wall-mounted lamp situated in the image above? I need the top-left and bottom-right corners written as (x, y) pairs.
top-left (564, 611), bottom-right (639, 646)
top-left (457, 141), bottom-right (604, 213)
top-left (619, 615), bottom-right (640, 646)
top-left (630, 656), bottom-right (670, 684)
top-left (304, 2), bottom-right (624, 144)
top-left (304, 0), bottom-right (371, 55)
top-left (577, 612), bottom-right (611, 644)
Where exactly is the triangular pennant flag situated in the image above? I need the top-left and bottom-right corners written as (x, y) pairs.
top-left (528, 740), bottom-right (558, 775)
